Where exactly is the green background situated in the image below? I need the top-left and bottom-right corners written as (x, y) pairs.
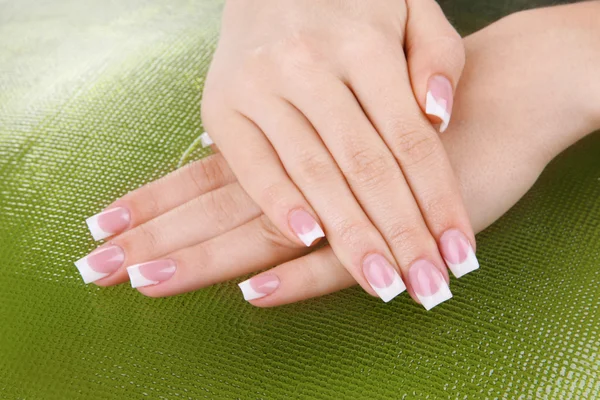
top-left (0, 1), bottom-right (598, 398)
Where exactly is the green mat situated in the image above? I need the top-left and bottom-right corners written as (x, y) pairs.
top-left (1, 1), bottom-right (598, 398)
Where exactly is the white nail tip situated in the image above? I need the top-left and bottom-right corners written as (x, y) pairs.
top-left (297, 225), bottom-right (325, 247)
top-left (417, 280), bottom-right (453, 311)
top-left (85, 213), bottom-right (112, 241)
top-left (446, 249), bottom-right (480, 278)
top-left (373, 272), bottom-right (406, 303)
top-left (127, 265), bottom-right (159, 288)
top-left (238, 280), bottom-right (267, 301)
top-left (426, 91), bottom-right (451, 133)
top-left (200, 132), bottom-right (214, 147)
top-left (74, 257), bottom-right (109, 284)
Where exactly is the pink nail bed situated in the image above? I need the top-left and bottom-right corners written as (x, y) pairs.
top-left (440, 230), bottom-right (479, 278)
top-left (426, 75), bottom-right (454, 133)
top-left (408, 260), bottom-right (452, 310)
top-left (362, 254), bottom-right (406, 303)
top-left (289, 209), bottom-right (325, 247)
top-left (127, 260), bottom-right (177, 288)
top-left (85, 207), bottom-right (131, 241)
top-left (74, 245), bottom-right (125, 284)
top-left (238, 274), bottom-right (280, 301)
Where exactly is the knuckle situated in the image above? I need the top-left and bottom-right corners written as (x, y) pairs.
top-left (278, 33), bottom-right (323, 70)
top-left (384, 221), bottom-right (422, 252)
top-left (133, 185), bottom-right (161, 221)
top-left (335, 220), bottom-right (372, 249)
top-left (391, 121), bottom-right (441, 166)
top-left (344, 147), bottom-right (398, 188)
top-left (258, 181), bottom-right (291, 214)
top-left (257, 214), bottom-right (300, 250)
top-left (200, 189), bottom-right (237, 230)
top-left (435, 34), bottom-right (466, 74)
top-left (420, 195), bottom-right (456, 229)
top-left (118, 222), bottom-right (160, 256)
top-left (295, 151), bottom-right (334, 187)
top-left (300, 262), bottom-right (322, 292)
top-left (193, 244), bottom-right (213, 271)
top-left (188, 156), bottom-right (228, 193)
top-left (445, 29), bottom-right (465, 54)
top-left (339, 29), bottom-right (389, 61)
top-left (137, 223), bottom-right (161, 251)
top-left (179, 244), bottom-right (212, 276)
top-left (236, 60), bottom-right (267, 95)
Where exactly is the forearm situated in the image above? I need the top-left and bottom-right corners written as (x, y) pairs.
top-left (481, 2), bottom-right (600, 161)
top-left (521, 1), bottom-right (600, 145)
top-left (441, 2), bottom-right (600, 232)
top-left (566, 0), bottom-right (600, 131)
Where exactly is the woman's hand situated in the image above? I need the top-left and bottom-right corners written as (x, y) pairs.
top-left (75, 2), bottom-right (600, 309)
top-left (197, 0), bottom-right (474, 305)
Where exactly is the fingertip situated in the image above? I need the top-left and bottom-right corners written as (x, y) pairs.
top-left (425, 75), bottom-right (454, 133)
top-left (288, 208), bottom-right (326, 247)
top-left (200, 132), bottom-right (214, 147)
top-left (135, 287), bottom-right (164, 298)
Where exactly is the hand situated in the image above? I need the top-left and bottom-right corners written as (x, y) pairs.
top-left (75, 2), bottom-right (600, 308)
top-left (198, 0), bottom-right (474, 306)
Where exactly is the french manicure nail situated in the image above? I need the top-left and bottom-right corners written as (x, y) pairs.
top-left (408, 260), bottom-right (452, 310)
top-left (74, 245), bottom-right (125, 284)
top-left (85, 207), bottom-right (131, 241)
top-left (127, 260), bottom-right (177, 288)
top-left (426, 75), bottom-right (454, 133)
top-left (440, 229), bottom-right (479, 278)
top-left (362, 254), bottom-right (406, 303)
top-left (200, 132), bottom-right (214, 147)
top-left (289, 209), bottom-right (325, 247)
top-left (238, 274), bottom-right (280, 301)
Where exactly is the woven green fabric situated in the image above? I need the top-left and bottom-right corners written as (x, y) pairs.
top-left (1, 1), bottom-right (598, 399)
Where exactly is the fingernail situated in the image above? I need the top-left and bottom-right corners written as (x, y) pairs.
top-left (426, 75), bottom-right (453, 133)
top-left (238, 274), bottom-right (280, 301)
top-left (288, 209), bottom-right (325, 247)
top-left (74, 245), bottom-right (125, 284)
top-left (362, 254), bottom-right (406, 303)
top-left (127, 260), bottom-right (177, 288)
top-left (408, 260), bottom-right (452, 310)
top-left (85, 207), bottom-right (131, 241)
top-left (440, 229), bottom-right (479, 278)
top-left (200, 132), bottom-right (214, 147)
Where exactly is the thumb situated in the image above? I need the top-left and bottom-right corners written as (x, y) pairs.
top-left (405, 0), bottom-right (465, 133)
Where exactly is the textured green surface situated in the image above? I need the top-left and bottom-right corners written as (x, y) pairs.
top-left (0, 1), bottom-right (598, 399)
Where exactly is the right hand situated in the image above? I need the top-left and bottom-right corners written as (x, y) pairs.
top-left (200, 0), bottom-right (473, 306)
top-left (81, 2), bottom-right (600, 308)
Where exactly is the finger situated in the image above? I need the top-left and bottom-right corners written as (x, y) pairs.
top-left (238, 246), bottom-right (355, 307)
top-left (129, 214), bottom-right (309, 297)
top-left (405, 0), bottom-right (465, 132)
top-left (84, 154), bottom-right (235, 240)
top-left (203, 111), bottom-right (327, 249)
top-left (199, 131), bottom-right (220, 154)
top-left (275, 69), bottom-right (453, 309)
top-left (76, 183), bottom-right (261, 286)
top-left (239, 95), bottom-right (405, 301)
top-left (343, 44), bottom-right (478, 295)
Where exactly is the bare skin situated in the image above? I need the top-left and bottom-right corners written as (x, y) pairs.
top-left (80, 2), bottom-right (600, 308)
